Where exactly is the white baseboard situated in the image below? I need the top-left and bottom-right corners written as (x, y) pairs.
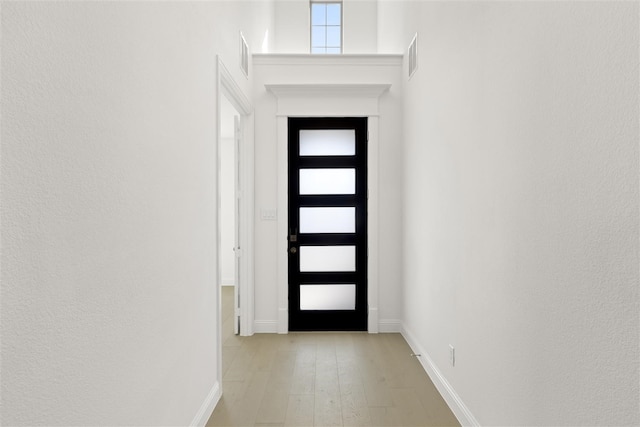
top-left (368, 307), bottom-right (379, 333)
top-left (378, 319), bottom-right (402, 333)
top-left (190, 381), bottom-right (221, 427)
top-left (252, 319), bottom-right (402, 334)
top-left (277, 308), bottom-right (288, 334)
top-left (401, 324), bottom-right (480, 427)
top-left (254, 320), bottom-right (278, 333)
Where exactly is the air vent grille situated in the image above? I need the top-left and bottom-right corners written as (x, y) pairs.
top-left (408, 33), bottom-right (418, 79)
top-left (240, 32), bottom-right (249, 78)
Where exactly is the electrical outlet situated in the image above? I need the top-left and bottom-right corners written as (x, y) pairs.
top-left (449, 345), bottom-right (455, 367)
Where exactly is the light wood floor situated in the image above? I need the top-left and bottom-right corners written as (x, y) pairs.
top-left (207, 287), bottom-right (459, 427)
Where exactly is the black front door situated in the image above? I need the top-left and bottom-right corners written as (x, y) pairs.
top-left (288, 117), bottom-right (368, 331)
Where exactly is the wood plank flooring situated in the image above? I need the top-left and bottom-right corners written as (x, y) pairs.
top-left (207, 287), bottom-right (459, 427)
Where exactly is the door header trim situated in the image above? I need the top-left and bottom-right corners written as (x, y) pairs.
top-left (266, 84), bottom-right (390, 117)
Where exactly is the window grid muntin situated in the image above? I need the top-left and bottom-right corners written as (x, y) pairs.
top-left (310, 1), bottom-right (342, 54)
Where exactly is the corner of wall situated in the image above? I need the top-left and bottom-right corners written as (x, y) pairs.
top-left (190, 381), bottom-right (221, 427)
top-left (401, 324), bottom-right (480, 427)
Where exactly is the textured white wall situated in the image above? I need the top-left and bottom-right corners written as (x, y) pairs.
top-left (274, 0), bottom-right (310, 53)
top-left (384, 1), bottom-right (639, 425)
top-left (377, 0), bottom-right (404, 54)
top-left (342, 0), bottom-right (378, 54)
top-left (1, 2), bottom-right (272, 425)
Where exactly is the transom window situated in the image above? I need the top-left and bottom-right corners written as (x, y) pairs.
top-left (310, 1), bottom-right (342, 54)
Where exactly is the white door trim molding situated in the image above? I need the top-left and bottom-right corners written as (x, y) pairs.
top-left (253, 53), bottom-right (403, 67)
top-left (220, 62), bottom-right (252, 114)
top-left (216, 56), bottom-right (255, 384)
top-left (268, 83), bottom-right (390, 334)
top-left (267, 84), bottom-right (390, 118)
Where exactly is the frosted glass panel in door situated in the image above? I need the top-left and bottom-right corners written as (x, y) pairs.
top-left (300, 284), bottom-right (356, 310)
top-left (299, 130), bottom-right (355, 156)
top-left (299, 246), bottom-right (356, 272)
top-left (300, 207), bottom-right (355, 233)
top-left (299, 169), bottom-right (355, 195)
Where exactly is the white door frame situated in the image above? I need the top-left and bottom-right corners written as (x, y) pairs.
top-left (215, 57), bottom-right (255, 384)
top-left (266, 83), bottom-right (390, 334)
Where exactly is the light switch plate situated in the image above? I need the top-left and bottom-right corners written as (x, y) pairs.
top-left (261, 209), bottom-right (277, 220)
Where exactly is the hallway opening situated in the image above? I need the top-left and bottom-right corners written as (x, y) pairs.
top-left (219, 92), bottom-right (241, 334)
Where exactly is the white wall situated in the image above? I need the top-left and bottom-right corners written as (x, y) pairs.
top-left (274, 0), bottom-right (310, 53)
top-left (252, 55), bottom-right (404, 332)
top-left (1, 2), bottom-right (272, 425)
top-left (381, 1), bottom-right (639, 425)
top-left (377, 0), bottom-right (404, 54)
top-left (342, 0), bottom-right (377, 54)
top-left (273, 0), bottom-right (378, 53)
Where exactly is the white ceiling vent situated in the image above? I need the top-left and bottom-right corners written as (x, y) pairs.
top-left (240, 32), bottom-right (249, 78)
top-left (408, 33), bottom-right (418, 79)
